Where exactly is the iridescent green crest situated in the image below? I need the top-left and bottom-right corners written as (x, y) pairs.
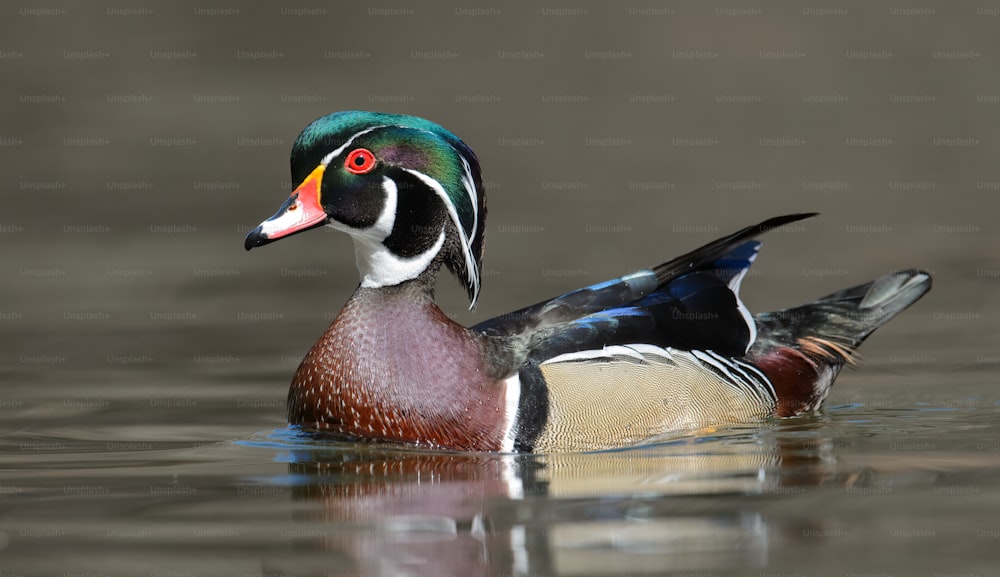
top-left (290, 111), bottom-right (487, 305)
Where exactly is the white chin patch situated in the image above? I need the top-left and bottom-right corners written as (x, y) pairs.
top-left (333, 176), bottom-right (445, 289)
top-left (355, 230), bottom-right (445, 289)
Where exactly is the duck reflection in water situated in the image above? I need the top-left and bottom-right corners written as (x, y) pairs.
top-left (278, 421), bottom-right (849, 577)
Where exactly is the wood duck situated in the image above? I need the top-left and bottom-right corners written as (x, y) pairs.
top-left (244, 111), bottom-right (932, 453)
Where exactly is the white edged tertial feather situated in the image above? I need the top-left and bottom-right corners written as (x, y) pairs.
top-left (614, 343), bottom-right (678, 362)
top-left (691, 350), bottom-right (775, 404)
top-left (541, 343), bottom-right (674, 366)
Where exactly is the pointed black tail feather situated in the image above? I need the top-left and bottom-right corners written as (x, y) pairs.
top-left (652, 213), bottom-right (817, 285)
top-left (749, 269), bottom-right (932, 416)
top-left (751, 269), bottom-right (932, 359)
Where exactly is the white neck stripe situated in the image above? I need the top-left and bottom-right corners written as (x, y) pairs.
top-left (402, 167), bottom-right (480, 307)
top-left (333, 177), bottom-right (446, 290)
top-left (356, 229), bottom-right (446, 289)
top-left (315, 125), bottom-right (481, 302)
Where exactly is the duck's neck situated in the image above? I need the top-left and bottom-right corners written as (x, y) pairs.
top-left (349, 227), bottom-right (447, 290)
top-left (287, 273), bottom-right (510, 451)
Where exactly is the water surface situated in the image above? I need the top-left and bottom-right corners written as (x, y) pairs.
top-left (3, 2), bottom-right (1000, 575)
top-left (3, 241), bottom-right (998, 575)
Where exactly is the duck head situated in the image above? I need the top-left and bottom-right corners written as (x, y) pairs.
top-left (245, 111), bottom-right (486, 306)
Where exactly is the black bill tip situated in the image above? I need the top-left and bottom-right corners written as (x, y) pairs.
top-left (244, 225), bottom-right (270, 251)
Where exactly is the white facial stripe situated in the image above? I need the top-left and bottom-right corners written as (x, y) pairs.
top-left (317, 126), bottom-right (482, 302)
top-left (319, 125), bottom-right (387, 167)
top-left (323, 175), bottom-right (397, 241)
top-left (341, 177), bottom-right (446, 290)
top-left (500, 373), bottom-right (522, 453)
top-left (402, 167), bottom-right (481, 306)
top-left (362, 176), bottom-right (397, 241)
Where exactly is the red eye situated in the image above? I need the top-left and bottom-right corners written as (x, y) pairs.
top-left (344, 148), bottom-right (377, 174)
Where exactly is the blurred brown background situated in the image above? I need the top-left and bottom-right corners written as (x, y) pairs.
top-left (2, 1), bottom-right (997, 385)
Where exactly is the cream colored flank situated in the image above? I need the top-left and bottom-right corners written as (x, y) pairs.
top-left (534, 345), bottom-right (776, 452)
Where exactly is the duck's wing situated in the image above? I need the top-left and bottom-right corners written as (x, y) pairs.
top-left (474, 213), bottom-right (816, 360)
top-left (500, 267), bottom-right (931, 452)
top-left (500, 243), bottom-right (786, 452)
top-left (487, 215), bottom-right (816, 453)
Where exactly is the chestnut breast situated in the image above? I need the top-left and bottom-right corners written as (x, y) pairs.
top-left (287, 286), bottom-right (509, 451)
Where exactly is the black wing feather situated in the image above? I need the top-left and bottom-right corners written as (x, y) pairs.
top-left (474, 213), bottom-right (817, 343)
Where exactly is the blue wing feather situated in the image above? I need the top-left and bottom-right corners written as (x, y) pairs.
top-left (517, 242), bottom-right (761, 361)
top-left (474, 214), bottom-right (815, 365)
